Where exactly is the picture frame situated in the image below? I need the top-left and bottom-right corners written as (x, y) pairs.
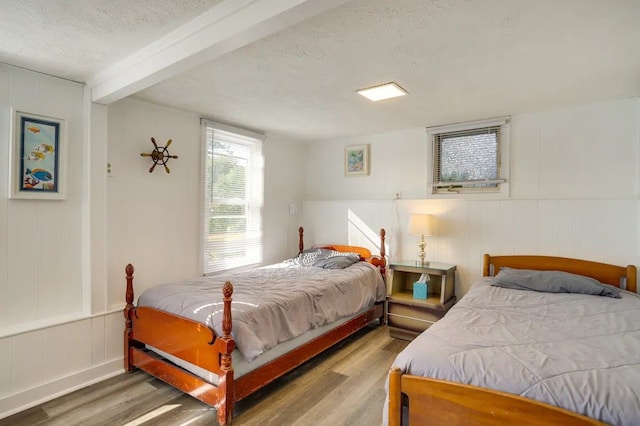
top-left (345, 144), bottom-right (370, 176)
top-left (9, 109), bottom-right (66, 200)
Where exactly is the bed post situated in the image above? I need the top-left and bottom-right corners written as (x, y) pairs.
top-left (217, 281), bottom-right (235, 426)
top-left (627, 265), bottom-right (637, 293)
top-left (298, 226), bottom-right (304, 254)
top-left (388, 367), bottom-right (401, 426)
top-left (379, 228), bottom-right (388, 324)
top-left (379, 228), bottom-right (387, 277)
top-left (483, 253), bottom-right (491, 277)
top-left (123, 264), bottom-right (135, 373)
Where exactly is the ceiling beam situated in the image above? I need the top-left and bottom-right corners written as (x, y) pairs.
top-left (89, 0), bottom-right (350, 105)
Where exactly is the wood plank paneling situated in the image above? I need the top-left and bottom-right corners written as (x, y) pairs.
top-left (104, 312), bottom-right (123, 361)
top-left (513, 200), bottom-right (538, 254)
top-left (557, 200), bottom-right (577, 259)
top-left (64, 320), bottom-right (92, 373)
top-left (0, 67), bottom-right (9, 332)
top-left (0, 64), bottom-right (85, 333)
top-left (43, 325), bottom-right (67, 382)
top-left (11, 331), bottom-right (44, 392)
top-left (90, 317), bottom-right (106, 366)
top-left (537, 200), bottom-right (559, 256)
top-left (0, 339), bottom-right (10, 398)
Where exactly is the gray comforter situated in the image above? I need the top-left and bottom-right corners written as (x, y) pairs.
top-left (388, 278), bottom-right (640, 425)
top-left (138, 261), bottom-right (385, 362)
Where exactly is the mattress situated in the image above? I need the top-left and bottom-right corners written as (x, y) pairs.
top-left (138, 261), bottom-right (386, 362)
top-left (387, 277), bottom-right (640, 426)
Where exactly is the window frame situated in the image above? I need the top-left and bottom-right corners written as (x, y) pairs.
top-left (200, 120), bottom-right (264, 275)
top-left (428, 116), bottom-right (510, 196)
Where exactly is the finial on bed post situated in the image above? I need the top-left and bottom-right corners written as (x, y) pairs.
top-left (222, 281), bottom-right (233, 340)
top-left (125, 264), bottom-right (135, 307)
top-left (298, 226), bottom-right (304, 254)
top-left (124, 264), bottom-right (135, 372)
top-left (379, 228), bottom-right (387, 276)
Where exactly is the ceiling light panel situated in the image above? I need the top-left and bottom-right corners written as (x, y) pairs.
top-left (357, 82), bottom-right (407, 101)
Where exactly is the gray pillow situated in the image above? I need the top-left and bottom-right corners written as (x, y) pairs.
top-left (313, 254), bottom-right (360, 269)
top-left (493, 268), bottom-right (621, 298)
top-left (294, 248), bottom-right (334, 267)
top-left (289, 248), bottom-right (360, 269)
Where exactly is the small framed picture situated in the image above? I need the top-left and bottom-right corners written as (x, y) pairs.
top-left (9, 109), bottom-right (66, 200)
top-left (345, 144), bottom-right (370, 176)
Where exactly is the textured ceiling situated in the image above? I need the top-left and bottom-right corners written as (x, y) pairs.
top-left (1, 0), bottom-right (640, 142)
top-left (0, 0), bottom-right (223, 82)
top-left (134, 0), bottom-right (640, 141)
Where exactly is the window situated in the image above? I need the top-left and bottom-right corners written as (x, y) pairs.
top-left (202, 120), bottom-right (264, 274)
top-left (429, 116), bottom-right (510, 194)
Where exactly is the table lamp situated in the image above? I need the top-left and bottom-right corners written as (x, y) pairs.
top-left (408, 214), bottom-right (434, 266)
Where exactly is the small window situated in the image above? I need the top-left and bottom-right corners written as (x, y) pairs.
top-left (202, 120), bottom-right (264, 274)
top-left (429, 117), bottom-right (510, 194)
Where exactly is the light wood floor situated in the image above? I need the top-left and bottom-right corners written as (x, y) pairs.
top-left (2, 324), bottom-right (408, 426)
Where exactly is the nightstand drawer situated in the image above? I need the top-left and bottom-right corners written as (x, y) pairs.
top-left (387, 303), bottom-right (441, 332)
top-left (387, 313), bottom-right (436, 334)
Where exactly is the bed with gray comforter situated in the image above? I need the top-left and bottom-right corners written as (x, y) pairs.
top-left (387, 276), bottom-right (640, 425)
top-left (138, 257), bottom-right (386, 363)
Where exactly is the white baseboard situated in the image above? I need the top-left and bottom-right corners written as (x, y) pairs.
top-left (0, 358), bottom-right (124, 419)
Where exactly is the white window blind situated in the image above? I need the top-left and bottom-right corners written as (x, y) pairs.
top-left (429, 117), bottom-right (510, 194)
top-left (202, 121), bottom-right (264, 274)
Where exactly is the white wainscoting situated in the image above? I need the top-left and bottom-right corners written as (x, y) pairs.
top-left (302, 199), bottom-right (639, 298)
top-left (0, 311), bottom-right (123, 419)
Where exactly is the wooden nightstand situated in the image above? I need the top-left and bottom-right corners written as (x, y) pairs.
top-left (387, 261), bottom-right (457, 340)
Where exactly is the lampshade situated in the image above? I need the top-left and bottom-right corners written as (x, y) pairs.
top-left (408, 214), bottom-right (434, 237)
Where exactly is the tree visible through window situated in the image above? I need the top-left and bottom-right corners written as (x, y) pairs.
top-left (203, 123), bottom-right (263, 273)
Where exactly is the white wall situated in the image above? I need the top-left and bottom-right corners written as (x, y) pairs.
top-left (107, 98), bottom-right (202, 305)
top-left (263, 135), bottom-right (307, 262)
top-left (106, 98), bottom-right (306, 302)
top-left (0, 64), bottom-right (85, 331)
top-left (302, 98), bottom-right (640, 297)
top-left (0, 65), bottom-right (122, 419)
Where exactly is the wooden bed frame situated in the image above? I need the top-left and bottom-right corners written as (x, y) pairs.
top-left (388, 254), bottom-right (637, 426)
top-left (124, 226), bottom-right (387, 425)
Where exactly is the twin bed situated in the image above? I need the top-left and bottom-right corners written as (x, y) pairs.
top-left (123, 227), bottom-right (387, 425)
top-left (124, 226), bottom-right (640, 425)
top-left (387, 254), bottom-right (639, 426)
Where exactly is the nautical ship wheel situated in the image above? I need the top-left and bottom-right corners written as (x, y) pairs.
top-left (140, 137), bottom-right (178, 173)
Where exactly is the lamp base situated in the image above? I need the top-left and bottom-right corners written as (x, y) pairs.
top-left (417, 237), bottom-right (426, 266)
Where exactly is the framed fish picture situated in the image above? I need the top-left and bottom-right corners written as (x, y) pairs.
top-left (9, 110), bottom-right (66, 200)
top-left (344, 144), bottom-right (370, 176)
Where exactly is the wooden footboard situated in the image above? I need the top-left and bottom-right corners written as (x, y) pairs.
top-left (124, 267), bottom-right (382, 424)
top-left (124, 265), bottom-right (235, 425)
top-left (388, 368), bottom-right (604, 426)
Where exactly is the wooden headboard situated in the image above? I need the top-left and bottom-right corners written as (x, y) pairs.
top-left (297, 226), bottom-right (387, 275)
top-left (482, 254), bottom-right (637, 293)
